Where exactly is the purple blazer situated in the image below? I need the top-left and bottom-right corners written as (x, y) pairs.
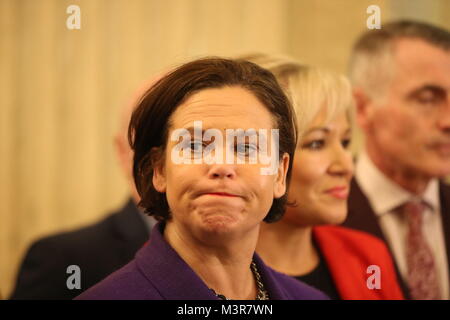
top-left (75, 223), bottom-right (328, 300)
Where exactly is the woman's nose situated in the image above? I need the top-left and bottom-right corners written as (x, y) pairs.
top-left (207, 163), bottom-right (237, 179)
top-left (328, 147), bottom-right (354, 178)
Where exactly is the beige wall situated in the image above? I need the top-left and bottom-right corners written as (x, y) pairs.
top-left (1, 0), bottom-right (449, 298)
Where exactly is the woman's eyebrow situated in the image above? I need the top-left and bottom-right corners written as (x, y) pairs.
top-left (183, 127), bottom-right (261, 138)
top-left (185, 127), bottom-right (205, 136)
top-left (303, 126), bottom-right (351, 137)
top-left (303, 127), bottom-right (330, 135)
top-left (343, 128), bottom-right (352, 135)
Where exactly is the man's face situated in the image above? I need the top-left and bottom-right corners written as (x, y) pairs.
top-left (361, 38), bottom-right (450, 178)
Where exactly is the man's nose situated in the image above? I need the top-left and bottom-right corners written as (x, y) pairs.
top-left (437, 101), bottom-right (450, 134)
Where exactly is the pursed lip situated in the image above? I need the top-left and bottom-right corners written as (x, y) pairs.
top-left (203, 192), bottom-right (240, 198)
top-left (324, 186), bottom-right (349, 199)
top-left (433, 143), bottom-right (450, 155)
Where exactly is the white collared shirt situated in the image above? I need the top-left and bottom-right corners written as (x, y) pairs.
top-left (356, 151), bottom-right (449, 299)
top-left (137, 206), bottom-right (157, 233)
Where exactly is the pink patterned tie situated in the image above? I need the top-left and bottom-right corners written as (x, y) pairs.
top-left (404, 200), bottom-right (441, 300)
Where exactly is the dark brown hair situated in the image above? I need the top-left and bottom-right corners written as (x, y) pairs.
top-left (128, 57), bottom-right (298, 222)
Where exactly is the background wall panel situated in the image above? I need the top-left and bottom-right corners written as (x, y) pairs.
top-left (1, 0), bottom-right (449, 298)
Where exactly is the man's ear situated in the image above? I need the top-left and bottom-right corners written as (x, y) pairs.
top-left (151, 147), bottom-right (167, 193)
top-left (353, 87), bottom-right (373, 132)
top-left (273, 153), bottom-right (289, 199)
top-left (114, 135), bottom-right (128, 171)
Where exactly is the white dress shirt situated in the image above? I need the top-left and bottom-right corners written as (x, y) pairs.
top-left (137, 206), bottom-right (157, 232)
top-left (356, 151), bottom-right (449, 299)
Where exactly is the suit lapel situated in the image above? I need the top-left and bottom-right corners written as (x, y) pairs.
top-left (345, 178), bottom-right (411, 299)
top-left (111, 199), bottom-right (150, 264)
top-left (344, 178), bottom-right (385, 239)
top-left (439, 182), bottom-right (450, 289)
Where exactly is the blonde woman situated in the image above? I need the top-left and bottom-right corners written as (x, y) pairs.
top-left (246, 54), bottom-right (404, 299)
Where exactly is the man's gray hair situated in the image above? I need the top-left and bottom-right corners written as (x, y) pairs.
top-left (348, 20), bottom-right (450, 100)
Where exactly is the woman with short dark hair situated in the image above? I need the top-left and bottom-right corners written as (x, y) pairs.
top-left (76, 57), bottom-right (327, 300)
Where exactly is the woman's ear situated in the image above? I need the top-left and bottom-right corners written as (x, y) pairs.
top-left (151, 147), bottom-right (167, 193)
top-left (273, 153), bottom-right (289, 199)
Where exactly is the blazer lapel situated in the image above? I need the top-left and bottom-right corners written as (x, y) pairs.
top-left (135, 222), bottom-right (218, 300)
top-left (252, 254), bottom-right (288, 300)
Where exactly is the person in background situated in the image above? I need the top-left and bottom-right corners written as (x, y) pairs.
top-left (247, 54), bottom-right (404, 299)
top-left (9, 78), bottom-right (159, 300)
top-left (76, 57), bottom-right (328, 300)
top-left (344, 20), bottom-right (450, 300)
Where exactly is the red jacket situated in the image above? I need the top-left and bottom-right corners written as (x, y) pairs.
top-left (313, 225), bottom-right (405, 300)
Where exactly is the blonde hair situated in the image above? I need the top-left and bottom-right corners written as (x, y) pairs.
top-left (241, 53), bottom-right (354, 139)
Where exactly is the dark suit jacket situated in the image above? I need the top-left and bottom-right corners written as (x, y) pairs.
top-left (10, 199), bottom-right (149, 300)
top-left (343, 178), bottom-right (450, 299)
top-left (76, 222), bottom-right (329, 300)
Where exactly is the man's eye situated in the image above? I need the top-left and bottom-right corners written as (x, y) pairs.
top-left (302, 140), bottom-right (325, 150)
top-left (414, 90), bottom-right (445, 106)
top-left (417, 96), bottom-right (437, 104)
top-left (236, 143), bottom-right (257, 156)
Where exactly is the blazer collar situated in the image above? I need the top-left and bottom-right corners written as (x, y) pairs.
top-left (134, 222), bottom-right (289, 300)
top-left (135, 222), bottom-right (221, 300)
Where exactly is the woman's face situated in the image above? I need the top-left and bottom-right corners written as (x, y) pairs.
top-left (153, 86), bottom-right (289, 239)
top-left (284, 108), bottom-right (354, 227)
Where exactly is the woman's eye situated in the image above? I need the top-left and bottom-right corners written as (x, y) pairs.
top-left (189, 141), bottom-right (204, 153)
top-left (303, 140), bottom-right (325, 150)
top-left (342, 138), bottom-right (351, 149)
top-left (236, 143), bottom-right (257, 156)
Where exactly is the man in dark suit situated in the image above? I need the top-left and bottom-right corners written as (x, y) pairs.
top-left (344, 20), bottom-right (450, 300)
top-left (10, 78), bottom-right (158, 300)
top-left (10, 199), bottom-right (151, 299)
